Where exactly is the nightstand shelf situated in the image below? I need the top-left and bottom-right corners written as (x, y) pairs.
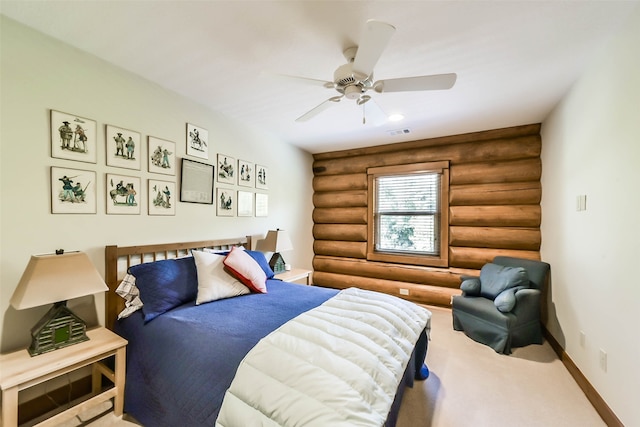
top-left (0, 327), bottom-right (127, 427)
top-left (275, 268), bottom-right (312, 285)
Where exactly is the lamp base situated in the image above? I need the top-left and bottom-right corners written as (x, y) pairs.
top-left (28, 301), bottom-right (88, 356)
top-left (269, 253), bottom-right (287, 274)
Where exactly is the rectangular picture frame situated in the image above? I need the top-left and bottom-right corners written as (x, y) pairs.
top-left (217, 153), bottom-right (235, 184)
top-left (51, 110), bottom-right (97, 163)
top-left (238, 159), bottom-right (254, 187)
top-left (216, 187), bottom-right (235, 216)
top-left (106, 174), bottom-right (141, 215)
top-left (237, 190), bottom-right (253, 217)
top-left (186, 123), bottom-right (209, 160)
top-left (256, 164), bottom-right (268, 189)
top-left (106, 125), bottom-right (141, 170)
top-left (255, 192), bottom-right (268, 217)
top-left (180, 158), bottom-right (214, 204)
top-left (148, 179), bottom-right (176, 216)
top-left (51, 167), bottom-right (97, 214)
top-left (148, 136), bottom-right (176, 176)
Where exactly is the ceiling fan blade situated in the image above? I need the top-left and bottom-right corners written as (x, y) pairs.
top-left (374, 73), bottom-right (457, 93)
top-left (352, 20), bottom-right (396, 80)
top-left (271, 74), bottom-right (335, 89)
top-left (295, 96), bottom-right (343, 122)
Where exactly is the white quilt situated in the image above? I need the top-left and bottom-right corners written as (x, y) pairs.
top-left (215, 287), bottom-right (431, 427)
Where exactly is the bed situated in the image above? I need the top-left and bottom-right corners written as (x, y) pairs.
top-left (105, 237), bottom-right (431, 427)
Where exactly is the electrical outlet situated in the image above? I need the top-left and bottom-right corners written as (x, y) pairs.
top-left (580, 331), bottom-right (586, 348)
top-left (599, 349), bottom-right (607, 372)
top-left (399, 288), bottom-right (409, 296)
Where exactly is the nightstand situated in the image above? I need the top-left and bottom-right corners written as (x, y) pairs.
top-left (0, 327), bottom-right (127, 427)
top-left (275, 268), bottom-right (313, 285)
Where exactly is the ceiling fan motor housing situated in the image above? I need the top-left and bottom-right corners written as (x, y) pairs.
top-left (334, 62), bottom-right (372, 99)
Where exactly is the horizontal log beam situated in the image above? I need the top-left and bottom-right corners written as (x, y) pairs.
top-left (450, 182), bottom-right (541, 206)
top-left (449, 226), bottom-right (541, 250)
top-left (450, 205), bottom-right (541, 227)
top-left (313, 190), bottom-right (368, 208)
top-left (449, 246), bottom-right (540, 269)
top-left (313, 174), bottom-right (367, 192)
top-left (313, 224), bottom-right (367, 242)
top-left (313, 240), bottom-right (367, 258)
top-left (312, 271), bottom-right (460, 307)
top-left (313, 207), bottom-right (368, 224)
top-left (450, 158), bottom-right (541, 185)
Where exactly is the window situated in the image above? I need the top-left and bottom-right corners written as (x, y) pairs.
top-left (367, 161), bottom-right (449, 267)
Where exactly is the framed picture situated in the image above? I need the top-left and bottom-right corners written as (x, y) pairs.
top-left (180, 158), bottom-right (214, 204)
top-left (238, 159), bottom-right (254, 187)
top-left (255, 192), bottom-right (268, 217)
top-left (106, 174), bottom-right (141, 215)
top-left (217, 154), bottom-right (235, 184)
top-left (237, 191), bottom-right (253, 217)
top-left (51, 110), bottom-right (97, 163)
top-left (256, 164), bottom-right (268, 189)
top-left (216, 187), bottom-right (235, 216)
top-left (51, 167), bottom-right (96, 214)
top-left (148, 136), bottom-right (176, 175)
top-left (148, 179), bottom-right (175, 216)
top-left (106, 125), bottom-right (141, 170)
top-left (186, 123), bottom-right (209, 160)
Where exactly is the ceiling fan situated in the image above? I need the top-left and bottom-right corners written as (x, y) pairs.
top-left (285, 20), bottom-right (457, 124)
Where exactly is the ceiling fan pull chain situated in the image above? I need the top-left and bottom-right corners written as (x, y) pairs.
top-left (362, 103), bottom-right (366, 124)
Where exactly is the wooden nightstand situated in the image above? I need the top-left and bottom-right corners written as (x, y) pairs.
top-left (0, 327), bottom-right (127, 427)
top-left (275, 268), bottom-right (313, 285)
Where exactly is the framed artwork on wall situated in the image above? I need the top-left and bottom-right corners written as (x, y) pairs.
top-left (148, 179), bottom-right (175, 216)
top-left (186, 123), bottom-right (208, 160)
top-left (180, 158), bottom-right (214, 204)
top-left (217, 154), bottom-right (235, 184)
top-left (51, 110), bottom-right (97, 163)
top-left (238, 159), bottom-right (254, 187)
top-left (51, 167), bottom-right (96, 214)
top-left (106, 125), bottom-right (141, 170)
top-left (237, 191), bottom-right (253, 217)
top-left (148, 136), bottom-right (176, 175)
top-left (256, 164), bottom-right (268, 189)
top-left (255, 192), bottom-right (268, 217)
top-left (106, 174), bottom-right (141, 215)
top-left (216, 187), bottom-right (235, 216)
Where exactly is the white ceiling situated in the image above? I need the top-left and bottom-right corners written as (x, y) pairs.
top-left (2, 1), bottom-right (638, 154)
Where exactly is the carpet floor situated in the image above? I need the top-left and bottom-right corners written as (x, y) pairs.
top-left (66, 306), bottom-right (605, 427)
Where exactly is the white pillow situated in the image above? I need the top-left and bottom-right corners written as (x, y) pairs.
top-left (193, 250), bottom-right (250, 305)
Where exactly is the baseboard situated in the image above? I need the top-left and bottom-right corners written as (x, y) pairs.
top-left (543, 328), bottom-right (623, 427)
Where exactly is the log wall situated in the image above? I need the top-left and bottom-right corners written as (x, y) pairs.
top-left (312, 123), bottom-right (542, 307)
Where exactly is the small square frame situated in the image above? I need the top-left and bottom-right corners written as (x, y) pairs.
top-left (106, 174), bottom-right (141, 215)
top-left (51, 167), bottom-right (97, 214)
top-left (216, 187), bottom-right (235, 216)
top-left (148, 136), bottom-right (176, 175)
top-left (106, 125), bottom-right (141, 170)
top-left (256, 164), bottom-right (268, 189)
top-left (238, 159), bottom-right (254, 187)
top-left (255, 192), bottom-right (268, 217)
top-left (51, 110), bottom-right (97, 163)
top-left (217, 154), bottom-right (235, 184)
top-left (237, 191), bottom-right (253, 217)
top-left (148, 179), bottom-right (176, 215)
top-left (186, 123), bottom-right (209, 160)
top-left (180, 158), bottom-right (214, 204)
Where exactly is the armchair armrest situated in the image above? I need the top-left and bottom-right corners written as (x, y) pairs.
top-left (511, 288), bottom-right (541, 320)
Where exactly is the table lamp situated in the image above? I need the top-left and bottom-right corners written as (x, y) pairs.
top-left (10, 250), bottom-right (109, 356)
top-left (256, 229), bottom-right (293, 274)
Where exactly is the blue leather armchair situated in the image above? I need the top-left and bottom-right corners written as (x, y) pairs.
top-left (452, 256), bottom-right (550, 354)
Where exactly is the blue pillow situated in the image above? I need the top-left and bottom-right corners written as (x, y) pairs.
top-left (128, 257), bottom-right (198, 322)
top-left (245, 250), bottom-right (275, 279)
top-left (479, 263), bottom-right (529, 300)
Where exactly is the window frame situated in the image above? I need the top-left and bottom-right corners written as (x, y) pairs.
top-left (367, 161), bottom-right (449, 267)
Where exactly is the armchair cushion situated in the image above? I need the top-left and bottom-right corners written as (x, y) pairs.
top-left (479, 263), bottom-right (529, 300)
top-left (494, 286), bottom-right (529, 313)
top-left (460, 277), bottom-right (481, 296)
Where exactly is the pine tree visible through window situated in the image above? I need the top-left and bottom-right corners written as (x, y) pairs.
top-left (367, 162), bottom-right (449, 267)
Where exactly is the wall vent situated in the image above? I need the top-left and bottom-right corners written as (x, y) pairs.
top-left (387, 128), bottom-right (411, 136)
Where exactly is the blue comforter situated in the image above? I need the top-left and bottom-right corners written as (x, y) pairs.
top-left (114, 280), bottom-right (339, 427)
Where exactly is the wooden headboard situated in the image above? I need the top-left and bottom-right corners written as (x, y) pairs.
top-left (104, 236), bottom-right (251, 330)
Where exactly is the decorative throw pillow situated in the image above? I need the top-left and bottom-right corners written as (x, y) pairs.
top-left (192, 250), bottom-right (250, 305)
top-left (460, 277), bottom-right (481, 296)
top-left (479, 263), bottom-right (529, 300)
top-left (128, 256), bottom-right (198, 322)
top-left (223, 246), bottom-right (268, 293)
top-left (115, 273), bottom-right (143, 319)
top-left (494, 286), bottom-right (529, 313)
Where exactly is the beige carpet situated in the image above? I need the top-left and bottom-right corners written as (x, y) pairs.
top-left (71, 306), bottom-right (604, 427)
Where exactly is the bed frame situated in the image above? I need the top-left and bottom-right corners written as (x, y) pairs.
top-left (104, 236), bottom-right (251, 330)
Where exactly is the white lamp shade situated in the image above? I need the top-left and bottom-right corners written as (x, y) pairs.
top-left (256, 229), bottom-right (293, 253)
top-left (10, 251), bottom-right (108, 310)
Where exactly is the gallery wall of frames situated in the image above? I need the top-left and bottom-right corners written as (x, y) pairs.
top-left (50, 109), bottom-right (269, 217)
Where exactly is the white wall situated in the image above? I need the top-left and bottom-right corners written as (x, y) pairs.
top-left (0, 17), bottom-right (315, 353)
top-left (541, 6), bottom-right (640, 426)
